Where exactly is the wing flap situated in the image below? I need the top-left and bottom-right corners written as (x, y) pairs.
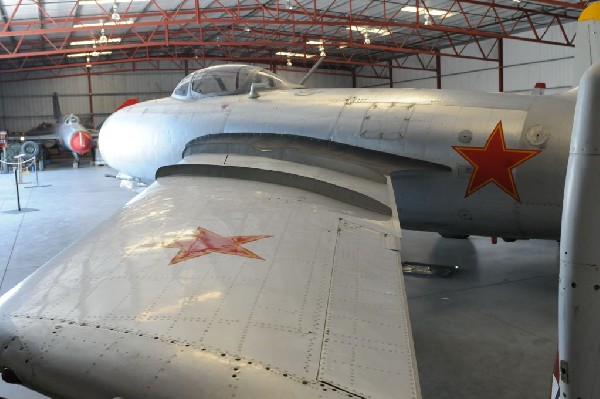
top-left (321, 219), bottom-right (418, 397)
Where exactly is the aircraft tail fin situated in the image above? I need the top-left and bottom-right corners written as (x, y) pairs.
top-left (52, 92), bottom-right (61, 123)
top-left (114, 98), bottom-right (139, 112)
top-left (574, 3), bottom-right (600, 86)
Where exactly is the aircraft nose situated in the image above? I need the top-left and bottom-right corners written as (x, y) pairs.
top-left (70, 131), bottom-right (93, 155)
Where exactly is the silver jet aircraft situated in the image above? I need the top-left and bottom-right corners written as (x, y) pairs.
top-left (100, 63), bottom-right (574, 241)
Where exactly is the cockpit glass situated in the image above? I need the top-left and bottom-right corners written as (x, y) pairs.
top-left (252, 71), bottom-right (286, 89)
top-left (66, 115), bottom-right (79, 124)
top-left (192, 74), bottom-right (230, 95)
top-left (173, 76), bottom-right (191, 97)
top-left (172, 64), bottom-right (297, 100)
top-left (190, 66), bottom-right (249, 97)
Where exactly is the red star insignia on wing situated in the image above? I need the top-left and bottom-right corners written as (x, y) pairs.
top-left (164, 227), bottom-right (272, 265)
top-left (452, 121), bottom-right (541, 202)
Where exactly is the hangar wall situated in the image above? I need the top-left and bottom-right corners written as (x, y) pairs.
top-left (0, 21), bottom-right (577, 133)
top-left (0, 61), bottom-right (352, 133)
top-left (355, 22), bottom-right (576, 95)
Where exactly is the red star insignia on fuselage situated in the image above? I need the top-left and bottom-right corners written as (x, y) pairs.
top-left (452, 121), bottom-right (541, 202)
top-left (164, 227), bottom-right (272, 265)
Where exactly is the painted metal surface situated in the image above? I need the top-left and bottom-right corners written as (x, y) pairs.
top-left (0, 151), bottom-right (420, 398)
top-left (558, 63), bottom-right (600, 398)
top-left (99, 64), bottom-right (575, 239)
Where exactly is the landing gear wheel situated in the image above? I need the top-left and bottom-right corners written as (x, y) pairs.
top-left (21, 141), bottom-right (40, 158)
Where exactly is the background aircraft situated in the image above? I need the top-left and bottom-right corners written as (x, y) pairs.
top-left (10, 92), bottom-right (95, 167)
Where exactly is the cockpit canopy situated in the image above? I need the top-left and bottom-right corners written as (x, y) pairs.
top-left (64, 114), bottom-right (79, 125)
top-left (171, 64), bottom-right (300, 99)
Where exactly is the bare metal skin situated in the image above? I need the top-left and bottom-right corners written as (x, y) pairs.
top-left (100, 65), bottom-right (575, 240)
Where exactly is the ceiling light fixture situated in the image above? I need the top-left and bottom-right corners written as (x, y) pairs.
top-left (286, 58), bottom-right (292, 66)
top-left (319, 45), bottom-right (326, 57)
top-left (73, 19), bottom-right (134, 28)
top-left (70, 38), bottom-right (121, 45)
top-left (67, 51), bottom-right (112, 58)
top-left (401, 6), bottom-right (457, 17)
top-left (276, 51), bottom-right (315, 58)
top-left (98, 28), bottom-right (108, 44)
top-left (306, 40), bottom-right (323, 45)
top-left (111, 3), bottom-right (121, 21)
top-left (347, 26), bottom-right (391, 37)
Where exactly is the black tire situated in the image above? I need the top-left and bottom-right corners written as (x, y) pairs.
top-left (21, 141), bottom-right (40, 158)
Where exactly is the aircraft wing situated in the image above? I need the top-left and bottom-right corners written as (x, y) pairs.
top-left (0, 136), bottom-right (422, 398)
top-left (8, 134), bottom-right (59, 142)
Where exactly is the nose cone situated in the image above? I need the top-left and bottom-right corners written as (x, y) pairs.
top-left (70, 131), bottom-right (93, 155)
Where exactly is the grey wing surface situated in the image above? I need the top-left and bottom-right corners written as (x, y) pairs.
top-left (0, 139), bottom-right (421, 399)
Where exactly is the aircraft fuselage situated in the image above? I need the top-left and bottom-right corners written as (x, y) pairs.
top-left (100, 86), bottom-right (575, 240)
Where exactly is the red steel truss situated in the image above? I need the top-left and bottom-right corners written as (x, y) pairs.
top-left (0, 0), bottom-right (590, 77)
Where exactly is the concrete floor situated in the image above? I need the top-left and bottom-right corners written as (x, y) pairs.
top-left (0, 160), bottom-right (558, 399)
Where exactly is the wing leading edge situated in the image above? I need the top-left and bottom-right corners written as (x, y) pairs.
top-left (0, 136), bottom-right (423, 398)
